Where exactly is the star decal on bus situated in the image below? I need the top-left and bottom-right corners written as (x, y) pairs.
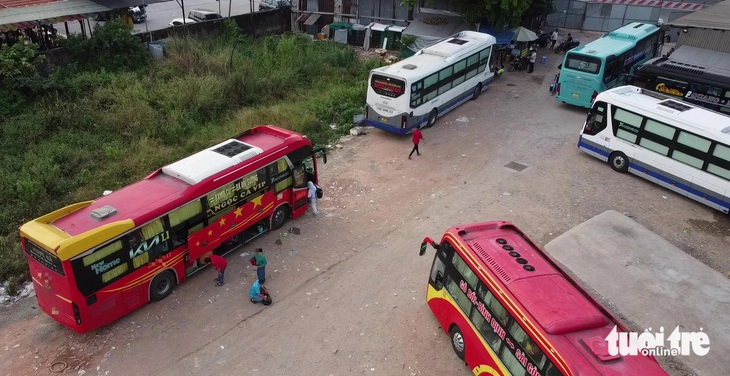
top-left (219, 218), bottom-right (226, 226)
top-left (208, 230), bottom-right (213, 236)
top-left (251, 194), bottom-right (263, 208)
top-left (234, 207), bottom-right (243, 217)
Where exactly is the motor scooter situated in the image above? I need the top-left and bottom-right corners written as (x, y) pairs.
top-left (554, 38), bottom-right (580, 53)
top-left (507, 56), bottom-right (529, 72)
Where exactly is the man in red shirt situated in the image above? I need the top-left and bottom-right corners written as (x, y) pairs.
top-left (408, 126), bottom-right (424, 160)
top-left (205, 255), bottom-right (228, 286)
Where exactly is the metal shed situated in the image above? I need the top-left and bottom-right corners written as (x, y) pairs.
top-left (669, 1), bottom-right (730, 53)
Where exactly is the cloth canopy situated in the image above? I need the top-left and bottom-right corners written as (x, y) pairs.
top-left (511, 26), bottom-right (537, 42)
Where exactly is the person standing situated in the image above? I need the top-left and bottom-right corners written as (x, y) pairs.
top-left (528, 48), bottom-right (537, 73)
top-left (408, 126), bottom-right (424, 159)
top-left (253, 248), bottom-right (267, 284)
top-left (205, 254), bottom-right (227, 286)
top-left (307, 181), bottom-right (319, 215)
top-left (551, 29), bottom-right (558, 50)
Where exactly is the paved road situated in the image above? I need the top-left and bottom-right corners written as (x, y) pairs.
top-left (1, 30), bottom-right (727, 376)
top-left (55, 0), bottom-right (263, 37)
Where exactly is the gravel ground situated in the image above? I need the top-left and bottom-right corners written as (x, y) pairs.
top-left (1, 29), bottom-right (727, 376)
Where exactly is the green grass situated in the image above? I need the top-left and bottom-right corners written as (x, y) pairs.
top-left (0, 29), bottom-right (382, 289)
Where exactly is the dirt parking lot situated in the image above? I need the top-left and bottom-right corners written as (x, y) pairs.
top-left (1, 30), bottom-right (728, 376)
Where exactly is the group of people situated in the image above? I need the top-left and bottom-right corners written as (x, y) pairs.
top-left (201, 179), bottom-right (322, 306)
top-left (205, 247), bottom-right (272, 304)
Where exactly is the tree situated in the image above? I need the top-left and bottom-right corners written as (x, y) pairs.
top-left (400, 0), bottom-right (540, 29)
top-left (62, 19), bottom-right (149, 72)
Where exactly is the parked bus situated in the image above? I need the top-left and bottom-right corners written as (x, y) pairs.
top-left (419, 221), bottom-right (669, 376)
top-left (19, 125), bottom-right (326, 333)
top-left (364, 30), bottom-right (496, 135)
top-left (556, 22), bottom-right (663, 108)
top-left (634, 45), bottom-right (730, 114)
top-left (579, 85), bottom-right (730, 213)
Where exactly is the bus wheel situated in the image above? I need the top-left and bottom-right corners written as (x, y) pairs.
top-left (271, 205), bottom-right (289, 230)
top-left (471, 83), bottom-right (482, 100)
top-left (609, 151), bottom-right (629, 173)
top-left (426, 109), bottom-right (438, 128)
top-left (449, 326), bottom-right (465, 360)
top-left (150, 270), bottom-right (176, 301)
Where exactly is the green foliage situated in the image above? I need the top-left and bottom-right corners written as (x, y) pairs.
top-left (0, 40), bottom-right (44, 81)
top-left (0, 40), bottom-right (46, 117)
top-left (62, 20), bottom-right (150, 72)
top-left (451, 0), bottom-right (533, 27)
top-left (0, 33), bottom-right (373, 283)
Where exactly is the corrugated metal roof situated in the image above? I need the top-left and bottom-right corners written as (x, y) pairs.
top-left (0, 0), bottom-right (170, 31)
top-left (668, 1), bottom-right (730, 30)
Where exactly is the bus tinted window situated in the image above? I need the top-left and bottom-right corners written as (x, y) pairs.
top-left (371, 74), bottom-right (405, 98)
top-left (565, 54), bottom-right (601, 74)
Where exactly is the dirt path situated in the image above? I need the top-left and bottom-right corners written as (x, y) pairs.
top-left (1, 30), bottom-right (727, 376)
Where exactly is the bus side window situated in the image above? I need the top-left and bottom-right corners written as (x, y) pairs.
top-left (584, 102), bottom-right (607, 135)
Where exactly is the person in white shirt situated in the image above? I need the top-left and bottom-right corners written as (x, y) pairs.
top-left (551, 29), bottom-right (558, 50)
top-left (528, 48), bottom-right (537, 73)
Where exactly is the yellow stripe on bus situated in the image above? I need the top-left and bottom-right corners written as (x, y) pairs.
top-left (102, 252), bottom-right (186, 293)
top-left (56, 220), bottom-right (136, 261)
top-left (443, 233), bottom-right (573, 376)
top-left (472, 364), bottom-right (500, 376)
top-left (426, 284), bottom-right (511, 376)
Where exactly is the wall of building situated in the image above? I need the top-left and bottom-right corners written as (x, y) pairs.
top-left (677, 28), bottom-right (730, 53)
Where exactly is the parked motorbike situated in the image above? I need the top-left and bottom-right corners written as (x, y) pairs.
top-left (535, 32), bottom-right (551, 48)
top-left (554, 39), bottom-right (580, 53)
top-left (508, 56), bottom-right (529, 72)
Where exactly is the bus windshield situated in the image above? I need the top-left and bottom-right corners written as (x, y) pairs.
top-left (564, 53), bottom-right (601, 74)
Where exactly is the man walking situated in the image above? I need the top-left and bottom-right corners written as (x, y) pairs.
top-left (205, 254), bottom-right (227, 286)
top-left (551, 29), bottom-right (558, 50)
top-left (408, 126), bottom-right (424, 159)
top-left (528, 48), bottom-right (537, 73)
top-left (253, 248), bottom-right (267, 284)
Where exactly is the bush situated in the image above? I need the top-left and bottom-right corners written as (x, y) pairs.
top-left (0, 32), bottom-right (372, 284)
top-left (62, 20), bottom-right (150, 72)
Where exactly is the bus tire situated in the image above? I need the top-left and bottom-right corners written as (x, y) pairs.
top-left (471, 83), bottom-right (482, 100)
top-left (271, 205), bottom-right (289, 230)
top-left (609, 151), bottom-right (630, 173)
top-left (426, 109), bottom-right (438, 128)
top-left (150, 270), bottom-right (176, 301)
top-left (450, 325), bottom-right (465, 360)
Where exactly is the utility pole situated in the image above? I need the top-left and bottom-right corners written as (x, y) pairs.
top-left (182, 0), bottom-right (186, 24)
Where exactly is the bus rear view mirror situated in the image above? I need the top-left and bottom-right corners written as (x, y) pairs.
top-left (314, 148), bottom-right (327, 164)
top-left (420, 237), bottom-right (439, 255)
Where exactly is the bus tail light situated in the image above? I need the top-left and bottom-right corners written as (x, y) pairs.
top-left (401, 115), bottom-right (407, 129)
top-left (365, 106), bottom-right (369, 118)
top-left (591, 90), bottom-right (598, 104)
top-left (556, 83), bottom-right (561, 96)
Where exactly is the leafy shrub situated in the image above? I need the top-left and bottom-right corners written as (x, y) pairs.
top-left (0, 32), bottom-right (372, 284)
top-left (62, 20), bottom-right (150, 72)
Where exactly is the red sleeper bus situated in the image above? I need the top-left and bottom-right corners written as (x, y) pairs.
top-left (419, 221), bottom-right (669, 376)
top-left (19, 125), bottom-right (325, 333)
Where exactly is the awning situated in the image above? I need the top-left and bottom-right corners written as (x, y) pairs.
top-left (303, 13), bottom-right (320, 26)
top-left (0, 0), bottom-right (170, 32)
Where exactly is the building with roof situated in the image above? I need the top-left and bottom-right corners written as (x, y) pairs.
top-left (668, 0), bottom-right (730, 52)
top-left (0, 0), bottom-right (165, 35)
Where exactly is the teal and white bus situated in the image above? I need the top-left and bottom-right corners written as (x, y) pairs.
top-left (556, 22), bottom-right (663, 108)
